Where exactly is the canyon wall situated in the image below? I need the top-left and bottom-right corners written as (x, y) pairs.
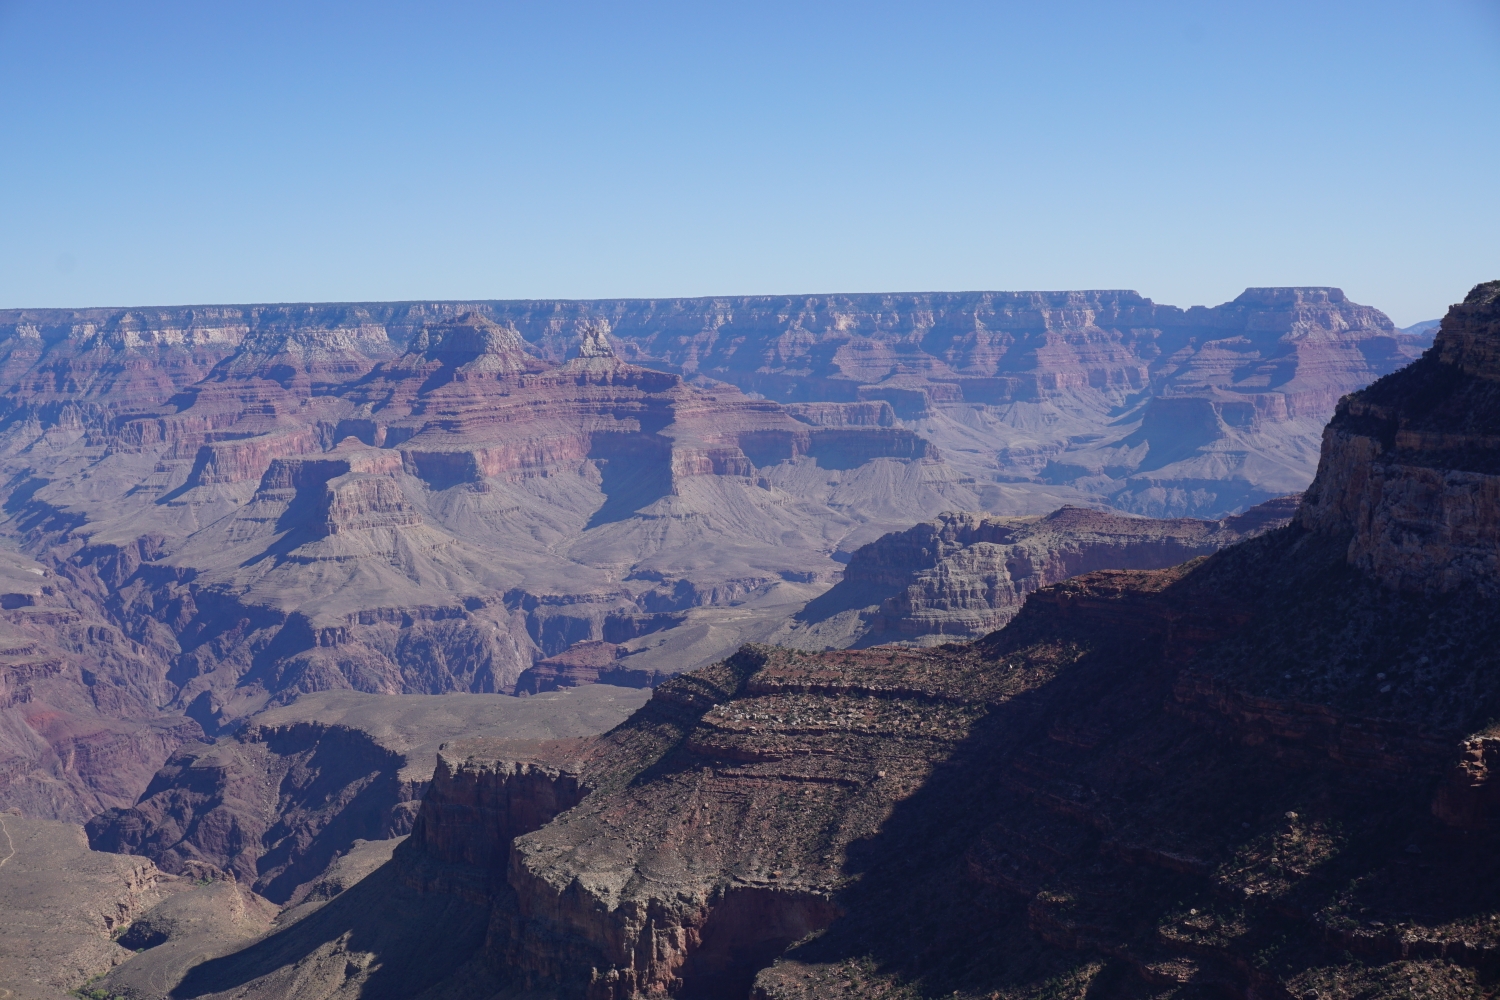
top-left (807, 494), bottom-right (1298, 642)
top-left (0, 287), bottom-right (1425, 823)
top-left (2, 286), bottom-right (1428, 519)
top-left (274, 281), bottom-right (1500, 1000)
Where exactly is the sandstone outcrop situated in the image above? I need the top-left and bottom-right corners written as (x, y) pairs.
top-left (514, 640), bottom-right (671, 694)
top-left (1301, 280), bottom-right (1500, 594)
top-left (806, 495), bottom-right (1298, 642)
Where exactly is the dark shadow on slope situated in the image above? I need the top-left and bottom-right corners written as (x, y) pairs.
top-left (234, 475), bottom-right (334, 570)
top-left (792, 579), bottom-right (896, 626)
top-left (171, 861), bottom-right (490, 1000)
top-left (2, 473), bottom-right (49, 514)
top-left (252, 729), bottom-right (405, 903)
top-left (775, 527), bottom-right (1500, 997)
top-left (1112, 395), bottom-right (1227, 476)
top-left (585, 437), bottom-right (674, 530)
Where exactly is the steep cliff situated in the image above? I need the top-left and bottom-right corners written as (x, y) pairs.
top-left (84, 684), bottom-right (646, 904)
top-left (265, 281), bottom-right (1500, 1000)
top-left (798, 495), bottom-right (1298, 644)
top-left (1300, 280), bottom-right (1500, 595)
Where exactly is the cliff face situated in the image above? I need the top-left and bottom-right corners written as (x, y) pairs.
top-left (83, 685), bottom-right (646, 904)
top-left (473, 287), bottom-right (1426, 515)
top-left (812, 496), bottom-right (1298, 642)
top-left (1301, 280), bottom-right (1500, 594)
top-left (333, 282), bottom-right (1500, 1000)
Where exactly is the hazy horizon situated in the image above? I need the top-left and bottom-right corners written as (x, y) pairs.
top-left (0, 285), bottom-right (1454, 329)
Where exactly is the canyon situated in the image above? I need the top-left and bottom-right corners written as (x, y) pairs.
top-left (0, 282), bottom-right (1461, 1000)
top-left (69, 280), bottom-right (1499, 999)
top-left (0, 288), bottom-right (1427, 827)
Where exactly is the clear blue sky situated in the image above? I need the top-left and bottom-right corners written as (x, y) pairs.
top-left (1, 1), bottom-right (1496, 325)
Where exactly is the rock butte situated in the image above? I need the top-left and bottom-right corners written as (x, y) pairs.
top-left (786, 494), bottom-right (1299, 646)
top-left (81, 282), bottom-right (1500, 999)
top-left (0, 289), bottom-right (1426, 822)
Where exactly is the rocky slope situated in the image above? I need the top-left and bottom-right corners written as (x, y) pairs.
top-left (0, 812), bottom-right (189, 998)
top-left (158, 281), bottom-right (1500, 1000)
top-left (84, 684), bottom-right (647, 904)
top-left (0, 287), bottom-right (1422, 823)
top-left (0, 547), bottom-right (201, 824)
top-left (789, 495), bottom-right (1299, 645)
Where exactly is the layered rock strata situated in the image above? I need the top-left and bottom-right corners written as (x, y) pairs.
top-left (818, 494), bottom-right (1298, 641)
top-left (0, 287), bottom-right (1426, 821)
top-left (514, 640), bottom-right (671, 694)
top-left (0, 310), bottom-right (970, 820)
top-left (325, 281), bottom-right (1500, 1000)
top-left (463, 287), bottom-right (1432, 514)
top-left (1301, 280), bottom-right (1500, 594)
top-left (85, 684), bottom-right (647, 903)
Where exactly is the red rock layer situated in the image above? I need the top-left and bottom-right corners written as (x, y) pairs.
top-left (383, 282), bottom-right (1500, 999)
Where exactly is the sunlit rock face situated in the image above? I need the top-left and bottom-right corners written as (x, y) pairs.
top-left (475, 286), bottom-right (1429, 515)
top-left (1301, 280), bottom-right (1500, 594)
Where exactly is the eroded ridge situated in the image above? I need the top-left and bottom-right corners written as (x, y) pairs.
top-left (374, 283), bottom-right (1500, 1000)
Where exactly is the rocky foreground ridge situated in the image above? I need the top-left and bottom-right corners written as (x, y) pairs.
top-left (122, 281), bottom-right (1500, 999)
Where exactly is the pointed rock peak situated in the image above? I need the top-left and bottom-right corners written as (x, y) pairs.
top-left (1434, 280), bottom-right (1500, 379)
top-left (576, 318), bottom-right (615, 359)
